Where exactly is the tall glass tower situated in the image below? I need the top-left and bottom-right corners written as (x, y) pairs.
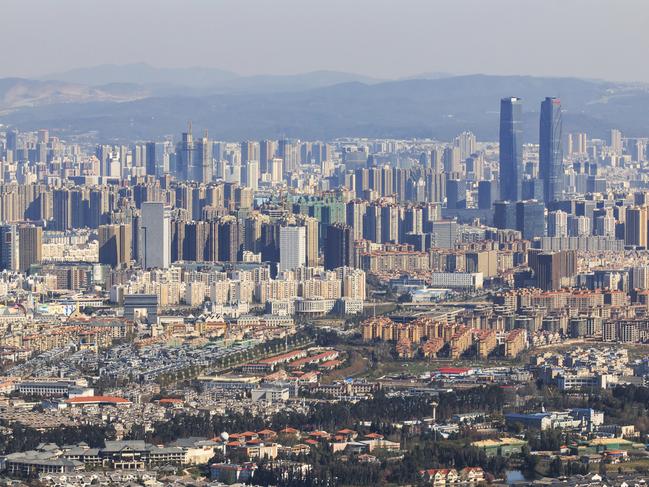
top-left (539, 97), bottom-right (563, 203)
top-left (499, 97), bottom-right (523, 202)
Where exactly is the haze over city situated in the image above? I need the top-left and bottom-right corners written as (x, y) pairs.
top-left (2, 0), bottom-right (648, 82)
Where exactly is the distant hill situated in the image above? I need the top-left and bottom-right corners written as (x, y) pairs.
top-left (42, 63), bottom-right (238, 87)
top-left (0, 77), bottom-right (147, 115)
top-left (2, 73), bottom-right (649, 142)
top-left (41, 63), bottom-right (382, 95)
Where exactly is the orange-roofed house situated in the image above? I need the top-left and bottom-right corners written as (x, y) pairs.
top-left (279, 427), bottom-right (301, 437)
top-left (364, 433), bottom-right (384, 440)
top-left (336, 429), bottom-right (358, 440)
top-left (257, 429), bottom-right (277, 440)
top-left (308, 431), bottom-right (330, 440)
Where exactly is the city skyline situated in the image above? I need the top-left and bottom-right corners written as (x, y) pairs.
top-left (4, 3), bottom-right (649, 486)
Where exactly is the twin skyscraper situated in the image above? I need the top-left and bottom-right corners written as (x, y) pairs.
top-left (499, 96), bottom-right (563, 205)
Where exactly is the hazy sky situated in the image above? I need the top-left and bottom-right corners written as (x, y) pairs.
top-left (3, 0), bottom-right (647, 81)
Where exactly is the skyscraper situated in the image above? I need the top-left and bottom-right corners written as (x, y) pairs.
top-left (531, 250), bottom-right (577, 290)
top-left (279, 226), bottom-right (306, 272)
top-left (240, 141), bottom-right (259, 164)
top-left (539, 97), bottom-right (563, 203)
top-left (259, 140), bottom-right (275, 174)
top-left (145, 142), bottom-right (157, 176)
top-left (516, 200), bottom-right (546, 239)
top-left (217, 216), bottom-right (241, 262)
top-left (499, 97), bottom-right (523, 202)
top-left (0, 225), bottom-right (18, 271)
top-left (243, 161), bottom-right (259, 191)
top-left (478, 180), bottom-right (497, 210)
top-left (493, 200), bottom-right (517, 231)
top-left (18, 224), bottom-right (42, 273)
top-left (625, 206), bottom-right (648, 248)
top-left (99, 224), bottom-right (132, 268)
top-left (195, 132), bottom-right (212, 183)
top-left (547, 210), bottom-right (568, 237)
top-left (177, 125), bottom-right (194, 181)
top-left (139, 202), bottom-right (171, 269)
top-left (6, 129), bottom-right (18, 153)
top-left (455, 131), bottom-right (477, 160)
top-left (295, 215), bottom-right (319, 267)
top-left (610, 129), bottom-right (623, 155)
top-left (324, 224), bottom-right (354, 270)
top-left (446, 179), bottom-right (466, 209)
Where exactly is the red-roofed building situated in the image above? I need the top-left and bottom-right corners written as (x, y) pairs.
top-left (437, 367), bottom-right (470, 376)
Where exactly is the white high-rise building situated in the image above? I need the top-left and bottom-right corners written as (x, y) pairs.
top-left (454, 131), bottom-right (477, 160)
top-left (610, 129), bottom-right (623, 155)
top-left (631, 266), bottom-right (649, 290)
top-left (279, 226), bottom-right (305, 272)
top-left (568, 214), bottom-right (591, 237)
top-left (271, 158), bottom-right (283, 184)
top-left (139, 202), bottom-right (171, 269)
top-left (547, 210), bottom-right (568, 237)
top-left (244, 160), bottom-right (259, 191)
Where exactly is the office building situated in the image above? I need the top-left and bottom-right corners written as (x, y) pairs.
top-left (446, 179), bottom-right (466, 209)
top-left (177, 126), bottom-right (194, 181)
top-left (478, 180), bottom-right (497, 210)
top-left (139, 202), bottom-right (171, 269)
top-left (499, 97), bottom-right (523, 201)
top-left (145, 142), bottom-right (157, 176)
top-left (324, 224), bottom-right (354, 270)
top-left (530, 250), bottom-right (576, 290)
top-left (17, 225), bottom-right (43, 273)
top-left (0, 225), bottom-right (19, 271)
top-left (539, 97), bottom-right (564, 203)
top-left (494, 200), bottom-right (517, 231)
top-left (516, 200), bottom-right (545, 239)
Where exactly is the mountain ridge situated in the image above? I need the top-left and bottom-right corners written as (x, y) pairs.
top-left (1, 73), bottom-right (648, 142)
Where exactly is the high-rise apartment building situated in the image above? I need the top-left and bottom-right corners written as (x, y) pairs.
top-left (625, 206), bottom-right (649, 248)
top-left (279, 226), bottom-right (306, 272)
top-left (99, 224), bottom-right (132, 268)
top-left (610, 129), bottom-right (623, 155)
top-left (547, 210), bottom-right (568, 237)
